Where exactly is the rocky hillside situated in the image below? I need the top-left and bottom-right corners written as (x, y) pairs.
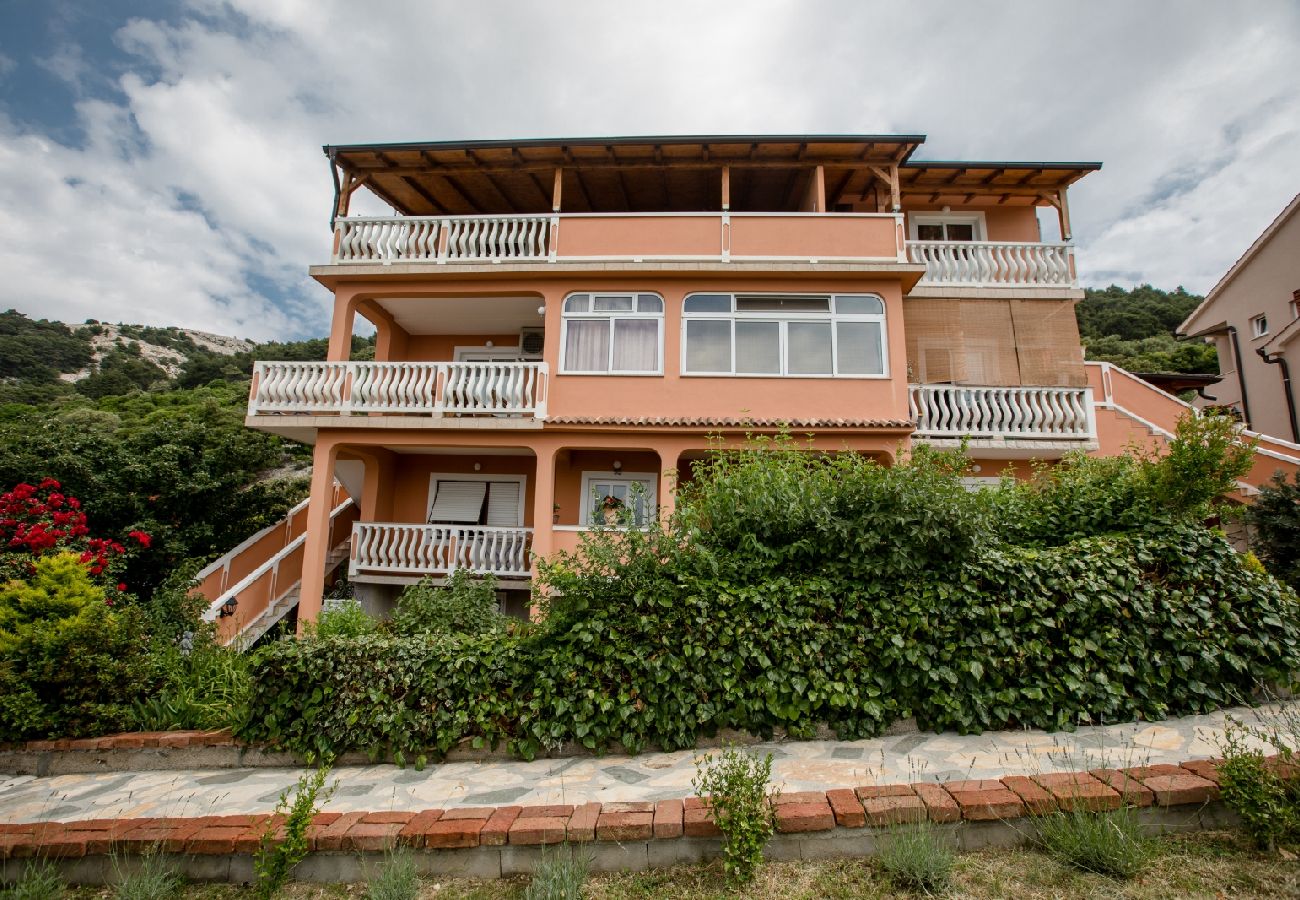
top-left (63, 322), bottom-right (255, 382)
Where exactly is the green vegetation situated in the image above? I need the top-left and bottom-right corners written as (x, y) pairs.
top-left (1034, 806), bottom-right (1154, 880)
top-left (522, 846), bottom-right (590, 900)
top-left (1217, 702), bottom-right (1300, 851)
top-left (0, 553), bottom-right (154, 741)
top-left (239, 414), bottom-right (1296, 763)
top-left (363, 849), bottom-right (420, 900)
top-left (1250, 471), bottom-right (1300, 591)
top-left (111, 853), bottom-right (185, 900)
top-left (876, 821), bottom-right (955, 894)
top-left (692, 748), bottom-right (776, 886)
top-left (253, 765), bottom-right (336, 900)
top-left (1077, 284), bottom-right (1217, 374)
top-left (3, 859), bottom-right (65, 900)
top-left (391, 569), bottom-right (506, 637)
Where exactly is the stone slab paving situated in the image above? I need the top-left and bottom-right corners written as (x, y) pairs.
top-left (1, 703), bottom-right (1292, 824)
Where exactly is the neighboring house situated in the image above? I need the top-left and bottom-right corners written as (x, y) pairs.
top-left (202, 134), bottom-right (1300, 641)
top-left (1179, 193), bottom-right (1300, 443)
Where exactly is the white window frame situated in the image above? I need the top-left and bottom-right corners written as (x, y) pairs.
top-left (578, 471), bottom-right (657, 527)
top-left (560, 292), bottom-right (664, 375)
top-left (1250, 314), bottom-right (1269, 338)
top-left (680, 293), bottom-right (890, 379)
top-left (426, 473), bottom-right (527, 527)
top-left (908, 212), bottom-right (987, 241)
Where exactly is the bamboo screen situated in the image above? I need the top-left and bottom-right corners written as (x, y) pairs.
top-left (903, 298), bottom-right (1085, 387)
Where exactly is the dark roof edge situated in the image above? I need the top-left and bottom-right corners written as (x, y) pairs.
top-left (903, 160), bottom-right (1103, 171)
top-left (323, 133), bottom-right (929, 158)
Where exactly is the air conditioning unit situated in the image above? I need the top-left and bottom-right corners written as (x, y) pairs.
top-left (519, 327), bottom-right (545, 356)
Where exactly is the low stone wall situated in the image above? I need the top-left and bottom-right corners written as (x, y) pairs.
top-left (0, 758), bottom-right (1264, 884)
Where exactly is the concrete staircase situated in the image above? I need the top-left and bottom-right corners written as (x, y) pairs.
top-left (231, 540), bottom-right (352, 647)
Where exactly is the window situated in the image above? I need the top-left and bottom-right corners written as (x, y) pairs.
top-left (910, 213), bottom-right (985, 242)
top-left (579, 472), bottom-right (656, 527)
top-left (561, 292), bottom-right (663, 374)
top-left (427, 477), bottom-right (525, 527)
top-left (681, 293), bottom-right (888, 377)
top-left (1251, 314), bottom-right (1269, 338)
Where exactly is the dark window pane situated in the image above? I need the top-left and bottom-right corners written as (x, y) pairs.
top-left (736, 296), bottom-right (829, 312)
top-left (835, 295), bottom-right (884, 315)
top-left (683, 294), bottom-right (732, 313)
top-left (945, 223), bottom-right (975, 241)
top-left (916, 224), bottom-right (944, 241)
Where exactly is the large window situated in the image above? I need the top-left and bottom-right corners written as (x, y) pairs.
top-left (561, 292), bottom-right (664, 374)
top-left (681, 293), bottom-right (888, 377)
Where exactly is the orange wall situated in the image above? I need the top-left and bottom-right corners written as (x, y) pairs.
top-left (553, 449), bottom-right (661, 526)
top-left (903, 205), bottom-right (1042, 242)
top-left (337, 274), bottom-right (912, 426)
top-left (388, 454), bottom-right (538, 525)
top-left (401, 333), bottom-right (528, 361)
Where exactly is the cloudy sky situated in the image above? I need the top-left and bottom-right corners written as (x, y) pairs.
top-left (0, 0), bottom-right (1297, 341)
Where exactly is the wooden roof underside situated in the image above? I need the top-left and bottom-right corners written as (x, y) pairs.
top-left (898, 162), bottom-right (1102, 207)
top-left (326, 136), bottom-right (1099, 216)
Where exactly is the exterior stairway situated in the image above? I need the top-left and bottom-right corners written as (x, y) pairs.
top-left (192, 482), bottom-right (358, 649)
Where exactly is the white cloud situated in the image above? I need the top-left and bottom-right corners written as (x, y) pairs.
top-left (0, 0), bottom-right (1298, 339)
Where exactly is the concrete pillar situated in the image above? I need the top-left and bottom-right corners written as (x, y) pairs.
top-left (657, 450), bottom-right (677, 524)
top-left (327, 294), bottom-right (357, 361)
top-left (528, 446), bottom-right (557, 619)
top-left (297, 439), bottom-right (340, 631)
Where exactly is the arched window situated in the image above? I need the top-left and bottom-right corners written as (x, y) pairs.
top-left (681, 293), bottom-right (887, 377)
top-left (561, 292), bottom-right (664, 374)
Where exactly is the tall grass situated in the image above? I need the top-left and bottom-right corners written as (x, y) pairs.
top-left (1035, 805), bottom-right (1154, 879)
top-left (876, 820), bottom-right (955, 894)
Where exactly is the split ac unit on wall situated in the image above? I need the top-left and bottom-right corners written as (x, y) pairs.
top-left (519, 327), bottom-right (545, 356)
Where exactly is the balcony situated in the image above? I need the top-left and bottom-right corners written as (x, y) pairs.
top-left (330, 212), bottom-right (907, 266)
top-left (248, 361), bottom-right (547, 419)
top-left (907, 240), bottom-right (1076, 288)
top-left (350, 522), bottom-right (533, 581)
top-left (909, 384), bottom-right (1094, 440)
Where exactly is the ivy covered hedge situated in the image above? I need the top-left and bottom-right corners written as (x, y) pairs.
top-left (238, 415), bottom-right (1300, 762)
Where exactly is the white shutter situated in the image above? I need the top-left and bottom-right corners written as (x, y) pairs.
top-left (428, 481), bottom-right (487, 523)
top-left (485, 482), bottom-right (521, 526)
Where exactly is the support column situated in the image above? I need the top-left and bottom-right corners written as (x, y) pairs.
top-left (327, 293), bottom-right (357, 361)
top-left (297, 439), bottom-right (340, 632)
top-left (657, 451), bottom-right (677, 524)
top-left (528, 446), bottom-right (557, 619)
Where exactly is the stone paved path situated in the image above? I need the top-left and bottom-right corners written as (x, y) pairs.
top-left (1, 703), bottom-right (1292, 823)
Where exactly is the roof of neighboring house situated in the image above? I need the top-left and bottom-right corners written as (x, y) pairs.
top-left (324, 134), bottom-right (1100, 217)
top-left (1179, 192), bottom-right (1300, 338)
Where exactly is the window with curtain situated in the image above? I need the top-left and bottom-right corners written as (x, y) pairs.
top-left (561, 292), bottom-right (664, 374)
top-left (681, 293), bottom-right (888, 377)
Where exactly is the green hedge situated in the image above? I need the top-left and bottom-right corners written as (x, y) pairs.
top-left (239, 524), bottom-right (1300, 761)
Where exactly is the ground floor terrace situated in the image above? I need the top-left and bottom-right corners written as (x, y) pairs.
top-left (293, 425), bottom-right (921, 624)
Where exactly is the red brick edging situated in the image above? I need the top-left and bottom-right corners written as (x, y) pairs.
top-left (7, 730), bottom-right (237, 753)
top-left (1, 755), bottom-right (1280, 861)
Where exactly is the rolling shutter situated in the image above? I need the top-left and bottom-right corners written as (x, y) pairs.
top-left (485, 482), bottom-right (522, 527)
top-left (428, 481), bottom-right (487, 524)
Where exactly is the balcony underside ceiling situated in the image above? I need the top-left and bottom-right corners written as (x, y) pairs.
top-left (368, 295), bottom-right (545, 335)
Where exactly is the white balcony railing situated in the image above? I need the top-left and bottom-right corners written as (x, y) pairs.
top-left (249, 361), bottom-right (547, 418)
top-left (907, 240), bottom-right (1075, 287)
top-left (350, 522), bottom-right (533, 579)
top-left (335, 215), bottom-right (552, 263)
top-left (909, 384), bottom-right (1094, 439)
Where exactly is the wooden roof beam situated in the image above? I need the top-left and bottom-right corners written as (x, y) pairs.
top-left (376, 151), bottom-right (449, 214)
top-left (463, 150), bottom-right (521, 213)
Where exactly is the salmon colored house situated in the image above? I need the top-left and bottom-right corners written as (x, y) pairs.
top-left (200, 135), bottom-right (1300, 642)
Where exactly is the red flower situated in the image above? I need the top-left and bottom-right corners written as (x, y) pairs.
top-left (117, 583), bottom-right (127, 592)
top-left (128, 530), bottom-right (152, 548)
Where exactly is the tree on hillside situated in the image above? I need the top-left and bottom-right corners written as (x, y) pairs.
top-left (1077, 284), bottom-right (1217, 374)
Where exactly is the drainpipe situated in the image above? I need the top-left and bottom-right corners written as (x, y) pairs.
top-left (1257, 346), bottom-right (1300, 443)
top-left (1226, 326), bottom-right (1253, 429)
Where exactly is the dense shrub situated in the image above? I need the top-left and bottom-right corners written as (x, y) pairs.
top-left (238, 416), bottom-right (1300, 761)
top-left (1251, 471), bottom-right (1300, 591)
top-left (391, 569), bottom-right (505, 637)
top-left (0, 553), bottom-right (153, 740)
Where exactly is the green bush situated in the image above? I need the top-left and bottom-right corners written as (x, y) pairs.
top-left (1217, 709), bottom-right (1300, 851)
top-left (1251, 471), bottom-right (1300, 591)
top-left (692, 747), bottom-right (775, 886)
top-left (1035, 805), bottom-right (1154, 879)
top-left (0, 553), bottom-right (153, 741)
top-left (391, 569), bottom-right (504, 637)
top-left (238, 421), bottom-right (1300, 762)
top-left (132, 639), bottom-right (251, 732)
top-left (253, 764), bottom-right (335, 900)
top-left (307, 600), bottom-right (379, 639)
top-left (876, 820), bottom-right (955, 893)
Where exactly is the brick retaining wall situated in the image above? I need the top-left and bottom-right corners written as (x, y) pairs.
top-left (0, 756), bottom-right (1272, 884)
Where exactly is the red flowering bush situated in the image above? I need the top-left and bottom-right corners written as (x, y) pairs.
top-left (0, 479), bottom-right (151, 588)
